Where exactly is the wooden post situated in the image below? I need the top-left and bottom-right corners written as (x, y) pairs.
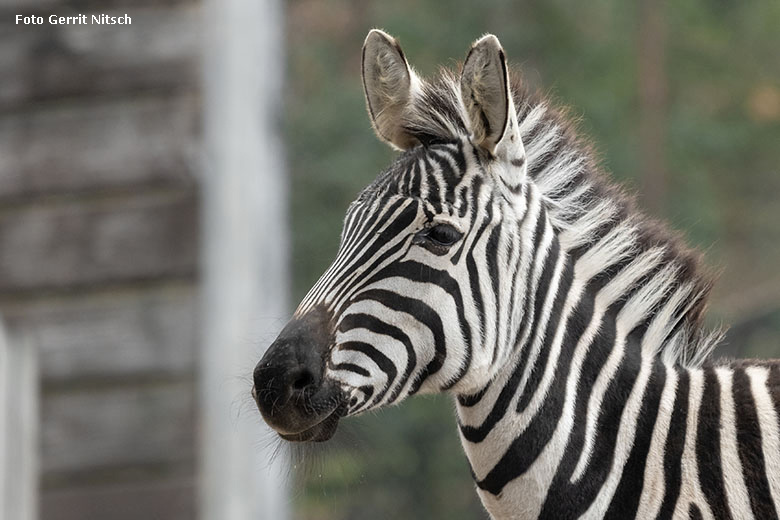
top-left (0, 318), bottom-right (38, 520)
top-left (200, 0), bottom-right (290, 519)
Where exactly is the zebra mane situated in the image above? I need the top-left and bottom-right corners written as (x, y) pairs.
top-left (393, 67), bottom-right (722, 368)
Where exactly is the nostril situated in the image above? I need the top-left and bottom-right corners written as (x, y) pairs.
top-left (290, 369), bottom-right (316, 392)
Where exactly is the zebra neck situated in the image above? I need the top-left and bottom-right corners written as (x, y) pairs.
top-left (458, 347), bottom-right (780, 519)
top-left (454, 243), bottom-right (698, 517)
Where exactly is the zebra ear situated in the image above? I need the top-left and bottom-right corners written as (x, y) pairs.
top-left (461, 35), bottom-right (525, 171)
top-left (362, 29), bottom-right (420, 150)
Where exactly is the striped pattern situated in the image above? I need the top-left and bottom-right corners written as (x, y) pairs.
top-left (291, 40), bottom-right (780, 519)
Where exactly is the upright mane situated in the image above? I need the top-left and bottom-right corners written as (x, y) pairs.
top-left (394, 67), bottom-right (721, 367)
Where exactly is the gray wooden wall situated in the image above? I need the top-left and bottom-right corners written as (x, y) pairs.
top-left (0, 1), bottom-right (202, 518)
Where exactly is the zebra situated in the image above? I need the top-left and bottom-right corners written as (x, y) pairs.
top-left (252, 30), bottom-right (780, 519)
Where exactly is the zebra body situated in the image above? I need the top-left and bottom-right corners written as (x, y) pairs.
top-left (253, 31), bottom-right (780, 519)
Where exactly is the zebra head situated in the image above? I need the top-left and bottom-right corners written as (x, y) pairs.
top-left (254, 31), bottom-right (533, 442)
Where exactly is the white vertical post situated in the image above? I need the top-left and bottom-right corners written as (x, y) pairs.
top-left (0, 318), bottom-right (38, 520)
top-left (200, 0), bottom-right (290, 519)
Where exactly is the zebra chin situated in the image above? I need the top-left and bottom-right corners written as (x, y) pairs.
top-left (273, 399), bottom-right (348, 443)
top-left (252, 306), bottom-right (349, 442)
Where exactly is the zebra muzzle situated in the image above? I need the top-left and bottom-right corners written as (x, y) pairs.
top-left (252, 307), bottom-right (345, 442)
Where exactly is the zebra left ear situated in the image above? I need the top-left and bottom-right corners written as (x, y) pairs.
top-left (362, 29), bottom-right (422, 151)
top-left (461, 35), bottom-right (526, 182)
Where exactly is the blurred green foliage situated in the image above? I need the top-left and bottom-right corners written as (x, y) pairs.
top-left (284, 1), bottom-right (780, 518)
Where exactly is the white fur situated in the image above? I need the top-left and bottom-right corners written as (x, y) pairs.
top-left (715, 367), bottom-right (755, 520)
top-left (635, 365), bottom-right (678, 518)
top-left (747, 366), bottom-right (780, 510)
top-left (672, 368), bottom-right (714, 519)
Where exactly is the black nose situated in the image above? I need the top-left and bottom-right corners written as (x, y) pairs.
top-left (253, 353), bottom-right (321, 413)
top-left (289, 367), bottom-right (317, 392)
top-left (252, 307), bottom-right (337, 437)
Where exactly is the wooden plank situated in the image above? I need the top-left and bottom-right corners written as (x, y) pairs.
top-left (0, 5), bottom-right (199, 108)
top-left (40, 478), bottom-right (194, 520)
top-left (0, 191), bottom-right (198, 292)
top-left (41, 382), bottom-right (195, 475)
top-left (2, 285), bottom-right (198, 382)
top-left (0, 319), bottom-right (38, 520)
top-left (0, 95), bottom-right (198, 198)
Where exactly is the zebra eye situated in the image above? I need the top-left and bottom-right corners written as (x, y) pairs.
top-left (425, 223), bottom-right (463, 247)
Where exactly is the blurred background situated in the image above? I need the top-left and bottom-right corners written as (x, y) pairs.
top-left (1, 0), bottom-right (779, 519)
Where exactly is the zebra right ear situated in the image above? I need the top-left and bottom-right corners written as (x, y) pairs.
top-left (362, 29), bottom-right (421, 150)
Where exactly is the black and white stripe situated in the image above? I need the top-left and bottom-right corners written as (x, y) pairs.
top-left (286, 31), bottom-right (780, 519)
